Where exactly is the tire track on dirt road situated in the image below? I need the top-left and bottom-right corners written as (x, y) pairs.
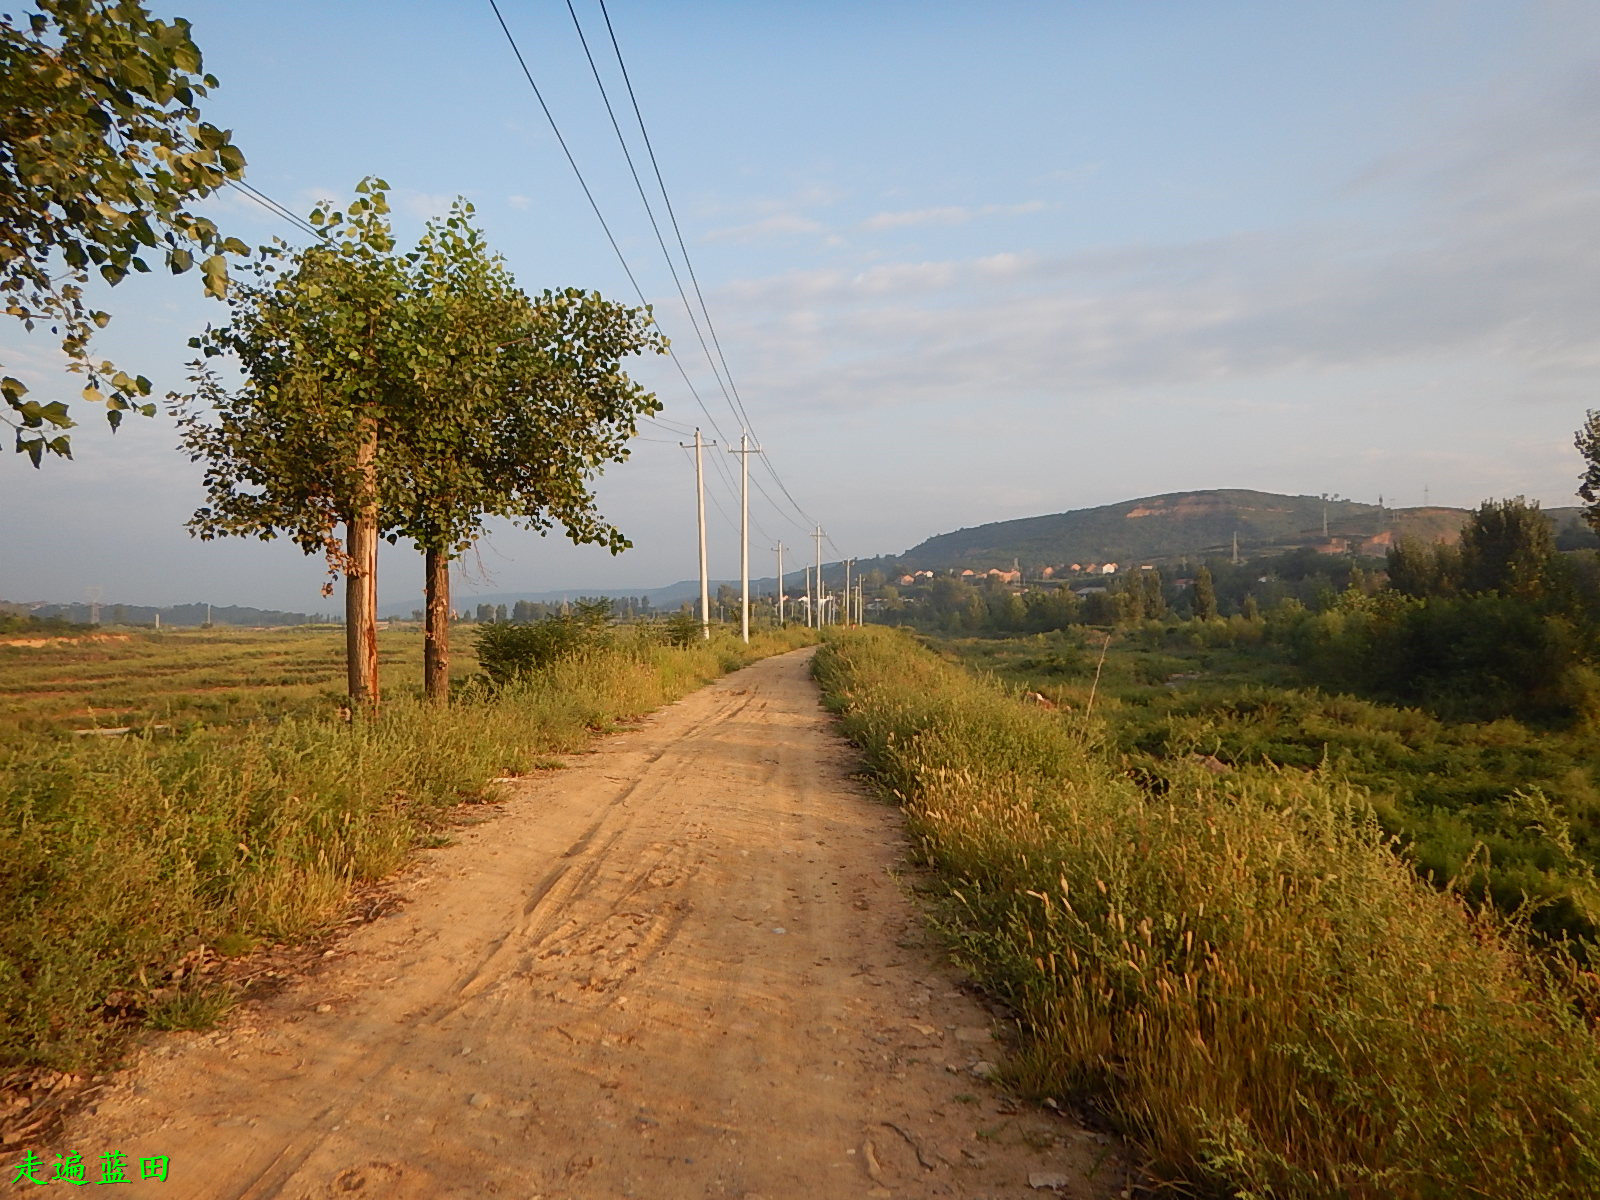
top-left (25, 648), bottom-right (1123, 1199)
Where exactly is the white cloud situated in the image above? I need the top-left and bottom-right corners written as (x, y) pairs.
top-left (507, 194), bottom-right (531, 210)
top-left (703, 213), bottom-right (827, 243)
top-left (860, 200), bottom-right (1046, 231)
top-left (395, 190), bottom-right (458, 220)
top-left (862, 205), bottom-right (970, 231)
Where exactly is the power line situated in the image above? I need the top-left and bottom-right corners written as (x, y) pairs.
top-left (594, 0), bottom-right (825, 536)
top-left (564, 0), bottom-right (739, 424)
top-left (596, 0), bottom-right (752, 434)
top-left (222, 178), bottom-right (324, 243)
top-left (487, 0), bottom-right (811, 550)
top-left (485, 0), bottom-right (736, 451)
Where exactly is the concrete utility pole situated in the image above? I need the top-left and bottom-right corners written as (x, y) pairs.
top-left (774, 542), bottom-right (786, 626)
top-left (679, 430), bottom-right (717, 640)
top-left (842, 558), bottom-right (852, 627)
top-left (727, 432), bottom-right (763, 644)
top-left (812, 526), bottom-right (825, 629)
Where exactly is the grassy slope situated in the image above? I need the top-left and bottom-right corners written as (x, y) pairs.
top-left (0, 625), bottom-right (814, 1072)
top-left (816, 626), bottom-right (1600, 1199)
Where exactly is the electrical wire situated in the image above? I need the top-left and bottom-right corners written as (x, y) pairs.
top-left (596, 0), bottom-right (751, 433)
top-left (564, 0), bottom-right (739, 421)
top-left (487, 0), bottom-right (824, 556)
top-left (221, 178), bottom-right (324, 243)
top-left (485, 0), bottom-right (736, 453)
top-left (593, 0), bottom-right (826, 537)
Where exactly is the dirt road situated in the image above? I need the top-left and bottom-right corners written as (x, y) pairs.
top-left (33, 648), bottom-right (1120, 1199)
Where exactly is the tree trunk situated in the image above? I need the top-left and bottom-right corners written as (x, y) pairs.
top-left (346, 412), bottom-right (381, 708)
top-left (423, 544), bottom-right (450, 703)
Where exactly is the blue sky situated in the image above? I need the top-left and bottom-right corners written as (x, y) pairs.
top-left (4, 0), bottom-right (1599, 612)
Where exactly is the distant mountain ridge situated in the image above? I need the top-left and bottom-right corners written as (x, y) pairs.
top-left (895, 489), bottom-right (1596, 571)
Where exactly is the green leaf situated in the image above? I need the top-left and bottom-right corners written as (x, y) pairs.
top-left (200, 254), bottom-right (228, 298)
top-left (169, 247), bottom-right (193, 273)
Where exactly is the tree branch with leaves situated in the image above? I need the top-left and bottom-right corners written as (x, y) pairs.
top-left (2, 0), bottom-right (247, 464)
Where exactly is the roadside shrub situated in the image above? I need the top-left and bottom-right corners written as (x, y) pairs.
top-left (474, 601), bottom-right (616, 687)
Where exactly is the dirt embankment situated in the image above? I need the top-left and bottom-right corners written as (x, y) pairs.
top-left (20, 648), bottom-right (1122, 1199)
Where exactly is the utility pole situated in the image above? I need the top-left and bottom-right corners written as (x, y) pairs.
top-left (774, 542), bottom-right (786, 626)
top-left (679, 430), bottom-right (717, 640)
top-left (803, 565), bottom-right (812, 627)
top-left (812, 526), bottom-right (824, 629)
top-left (842, 558), bottom-right (852, 627)
top-left (727, 432), bottom-right (763, 644)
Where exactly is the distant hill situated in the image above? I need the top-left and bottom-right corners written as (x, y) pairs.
top-left (894, 490), bottom-right (1597, 572)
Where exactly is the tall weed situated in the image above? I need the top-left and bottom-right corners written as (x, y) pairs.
top-left (0, 626), bottom-right (813, 1070)
top-left (816, 627), bottom-right (1600, 1199)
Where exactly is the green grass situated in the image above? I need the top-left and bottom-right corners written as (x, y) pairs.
top-left (937, 627), bottom-right (1600, 948)
top-left (816, 626), bottom-right (1600, 1199)
top-left (0, 624), bottom-right (815, 1072)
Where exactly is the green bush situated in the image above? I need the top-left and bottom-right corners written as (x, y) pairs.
top-left (474, 600), bottom-right (616, 686)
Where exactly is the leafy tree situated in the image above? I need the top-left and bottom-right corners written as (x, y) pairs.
top-left (3, 0), bottom-right (247, 464)
top-left (1021, 586), bottom-right (1078, 632)
top-left (1459, 497), bottom-right (1554, 601)
top-left (1192, 565), bottom-right (1218, 620)
top-left (177, 179), bottom-right (412, 706)
top-left (1386, 537), bottom-right (1462, 599)
top-left (179, 183), bottom-right (664, 704)
top-left (391, 206), bottom-right (664, 699)
top-left (1578, 410), bottom-right (1600, 536)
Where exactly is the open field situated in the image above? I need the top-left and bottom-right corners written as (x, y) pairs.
top-left (816, 626), bottom-right (1600, 1199)
top-left (0, 625), bottom-right (469, 737)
